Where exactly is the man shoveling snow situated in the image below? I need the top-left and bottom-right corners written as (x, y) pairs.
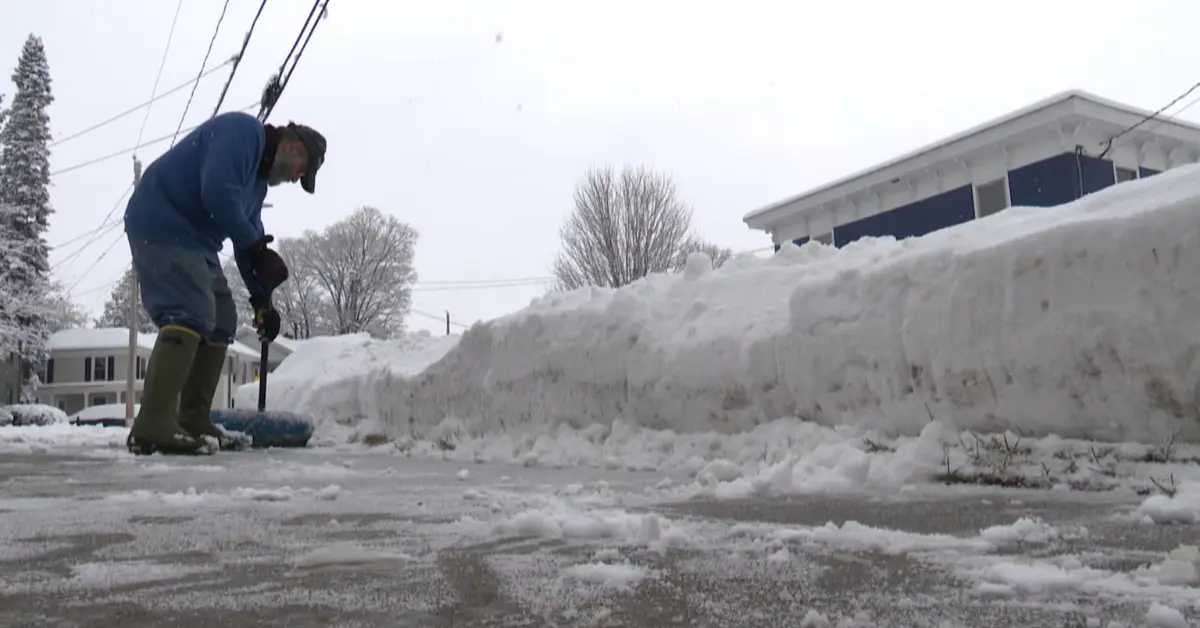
top-left (122, 111), bottom-right (327, 456)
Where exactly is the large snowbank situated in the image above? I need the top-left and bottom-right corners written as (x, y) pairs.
top-left (243, 165), bottom-right (1200, 445)
top-left (233, 331), bottom-right (459, 437)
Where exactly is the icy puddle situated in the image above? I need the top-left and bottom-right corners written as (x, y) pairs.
top-left (1, 444), bottom-right (1198, 627)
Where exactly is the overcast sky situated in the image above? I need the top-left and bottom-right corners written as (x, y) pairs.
top-left (2, 0), bottom-right (1198, 335)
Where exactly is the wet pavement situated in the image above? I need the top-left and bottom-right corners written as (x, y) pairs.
top-left (0, 443), bottom-right (1196, 627)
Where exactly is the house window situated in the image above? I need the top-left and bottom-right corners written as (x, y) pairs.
top-left (88, 356), bottom-right (114, 382)
top-left (976, 177), bottom-right (1009, 218)
top-left (812, 232), bottom-right (834, 246)
top-left (92, 357), bottom-right (106, 382)
top-left (1115, 166), bottom-right (1138, 183)
top-left (136, 356), bottom-right (146, 380)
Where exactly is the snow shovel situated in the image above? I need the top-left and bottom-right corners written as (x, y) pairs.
top-left (210, 339), bottom-right (314, 448)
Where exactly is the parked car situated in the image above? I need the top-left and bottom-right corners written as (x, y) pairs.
top-left (69, 404), bottom-right (137, 428)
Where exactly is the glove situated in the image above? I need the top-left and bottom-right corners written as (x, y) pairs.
top-left (250, 295), bottom-right (281, 342)
top-left (245, 235), bottom-right (289, 293)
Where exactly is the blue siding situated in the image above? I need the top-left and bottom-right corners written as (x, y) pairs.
top-left (1008, 152), bottom-right (1116, 208)
top-left (1140, 167), bottom-right (1160, 178)
top-left (833, 185), bottom-right (975, 246)
top-left (773, 236), bottom-right (809, 253)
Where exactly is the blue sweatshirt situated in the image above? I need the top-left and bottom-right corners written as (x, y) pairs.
top-left (124, 111), bottom-right (270, 299)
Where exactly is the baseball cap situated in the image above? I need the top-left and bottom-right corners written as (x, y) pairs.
top-left (287, 122), bottom-right (326, 194)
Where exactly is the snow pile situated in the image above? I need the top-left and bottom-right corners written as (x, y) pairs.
top-left (232, 331), bottom-right (459, 440)
top-left (247, 164), bottom-right (1200, 446)
top-left (4, 403), bottom-right (69, 426)
top-left (0, 422), bottom-right (126, 453)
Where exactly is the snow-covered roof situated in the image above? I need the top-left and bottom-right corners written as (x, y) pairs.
top-left (48, 328), bottom-right (158, 352)
top-left (49, 327), bottom-right (261, 362)
top-left (743, 89), bottom-right (1200, 229)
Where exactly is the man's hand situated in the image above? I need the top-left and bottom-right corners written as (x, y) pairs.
top-left (250, 295), bottom-right (281, 342)
top-left (246, 235), bottom-right (289, 293)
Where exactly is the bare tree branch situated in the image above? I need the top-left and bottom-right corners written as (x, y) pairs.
top-left (673, 236), bottom-right (733, 272)
top-left (553, 165), bottom-right (693, 290)
top-left (307, 206), bottom-right (418, 337)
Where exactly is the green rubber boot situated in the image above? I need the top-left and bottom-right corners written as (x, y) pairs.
top-left (179, 342), bottom-right (250, 451)
top-left (127, 326), bottom-right (214, 456)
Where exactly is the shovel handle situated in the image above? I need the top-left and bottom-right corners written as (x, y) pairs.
top-left (257, 339), bottom-right (269, 413)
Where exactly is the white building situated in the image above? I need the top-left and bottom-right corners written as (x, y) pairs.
top-left (36, 328), bottom-right (262, 415)
top-left (233, 325), bottom-right (301, 373)
top-left (744, 90), bottom-right (1200, 248)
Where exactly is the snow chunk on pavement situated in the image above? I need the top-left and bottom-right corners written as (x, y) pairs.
top-left (561, 561), bottom-right (653, 592)
top-left (291, 542), bottom-right (418, 571)
top-left (1146, 602), bottom-right (1188, 628)
top-left (0, 423), bottom-right (126, 453)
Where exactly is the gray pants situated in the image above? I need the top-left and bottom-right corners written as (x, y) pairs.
top-left (128, 238), bottom-right (237, 344)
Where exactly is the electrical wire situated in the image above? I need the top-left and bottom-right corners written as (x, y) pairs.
top-left (169, 0), bottom-right (233, 147)
top-left (1099, 80), bottom-right (1200, 159)
top-left (50, 185), bottom-right (132, 253)
top-left (50, 102), bottom-right (257, 176)
top-left (213, 0), bottom-right (270, 117)
top-left (65, 228), bottom-right (126, 294)
top-left (49, 58), bottom-right (234, 149)
top-left (135, 0), bottom-right (185, 148)
top-left (258, 0), bottom-right (330, 122)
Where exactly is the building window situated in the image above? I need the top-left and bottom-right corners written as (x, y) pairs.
top-left (976, 178), bottom-right (1009, 218)
top-left (136, 356), bottom-right (146, 380)
top-left (44, 359), bottom-right (54, 384)
top-left (812, 232), bottom-right (834, 246)
top-left (90, 356), bottom-right (114, 382)
top-left (1115, 166), bottom-right (1138, 183)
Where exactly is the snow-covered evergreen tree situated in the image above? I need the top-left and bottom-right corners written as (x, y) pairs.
top-left (0, 34), bottom-right (55, 368)
top-left (95, 267), bottom-right (155, 332)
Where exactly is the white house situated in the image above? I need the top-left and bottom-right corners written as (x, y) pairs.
top-left (36, 328), bottom-right (262, 415)
top-left (233, 325), bottom-right (304, 373)
top-left (744, 89), bottom-right (1200, 248)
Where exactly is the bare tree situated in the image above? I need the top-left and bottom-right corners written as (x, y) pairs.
top-left (307, 206), bottom-right (418, 337)
top-left (219, 256), bottom-right (255, 333)
top-left (272, 236), bottom-right (328, 339)
top-left (94, 267), bottom-right (155, 332)
top-left (673, 236), bottom-right (733, 272)
top-left (553, 165), bottom-right (693, 290)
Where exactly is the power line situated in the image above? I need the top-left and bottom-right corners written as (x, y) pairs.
top-left (170, 0), bottom-right (233, 147)
top-left (213, 0), bottom-right (270, 117)
top-left (50, 102), bottom-right (257, 176)
top-left (411, 279), bottom-right (553, 292)
top-left (135, 0), bottom-right (185, 148)
top-left (416, 276), bottom-right (556, 286)
top-left (49, 58), bottom-right (234, 149)
top-left (1099, 80), bottom-right (1200, 159)
top-left (259, 0), bottom-right (330, 122)
top-left (66, 228), bottom-right (126, 295)
top-left (52, 220), bottom-right (123, 274)
top-left (50, 185), bottom-right (131, 252)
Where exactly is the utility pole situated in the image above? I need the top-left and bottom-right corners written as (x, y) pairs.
top-left (125, 157), bottom-right (142, 425)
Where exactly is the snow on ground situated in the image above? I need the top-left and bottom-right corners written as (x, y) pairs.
top-left (0, 422), bottom-right (126, 454)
